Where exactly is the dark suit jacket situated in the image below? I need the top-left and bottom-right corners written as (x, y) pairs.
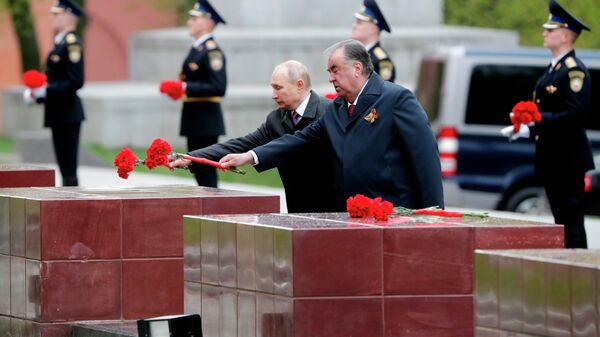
top-left (369, 42), bottom-right (396, 83)
top-left (533, 49), bottom-right (594, 177)
top-left (189, 91), bottom-right (339, 212)
top-left (254, 73), bottom-right (444, 209)
top-left (43, 31), bottom-right (85, 127)
top-left (179, 36), bottom-right (227, 137)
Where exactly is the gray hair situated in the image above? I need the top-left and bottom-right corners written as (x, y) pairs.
top-left (324, 39), bottom-right (374, 76)
top-left (273, 60), bottom-right (312, 90)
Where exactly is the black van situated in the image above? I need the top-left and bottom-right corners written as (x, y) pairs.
top-left (416, 47), bottom-right (600, 214)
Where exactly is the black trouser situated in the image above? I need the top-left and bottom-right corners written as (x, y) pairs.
top-left (187, 136), bottom-right (218, 187)
top-left (543, 172), bottom-right (587, 248)
top-left (51, 122), bottom-right (81, 186)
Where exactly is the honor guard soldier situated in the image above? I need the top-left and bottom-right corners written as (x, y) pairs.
top-left (162, 0), bottom-right (227, 187)
top-left (351, 0), bottom-right (396, 82)
top-left (26, 0), bottom-right (85, 186)
top-left (534, 0), bottom-right (593, 248)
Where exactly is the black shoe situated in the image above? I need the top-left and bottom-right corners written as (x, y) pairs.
top-left (63, 176), bottom-right (79, 186)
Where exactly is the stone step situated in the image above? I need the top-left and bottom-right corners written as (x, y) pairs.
top-left (205, 0), bottom-right (442, 28)
top-left (2, 82), bottom-right (332, 148)
top-left (71, 322), bottom-right (137, 337)
top-left (130, 26), bottom-right (518, 86)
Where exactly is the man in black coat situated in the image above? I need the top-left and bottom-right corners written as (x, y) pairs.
top-left (351, 0), bottom-right (395, 82)
top-left (170, 61), bottom-right (339, 213)
top-left (218, 40), bottom-right (443, 209)
top-left (166, 0), bottom-right (227, 187)
top-left (533, 0), bottom-right (594, 248)
top-left (27, 0), bottom-right (85, 186)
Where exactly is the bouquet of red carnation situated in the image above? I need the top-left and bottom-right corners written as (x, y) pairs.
top-left (159, 80), bottom-right (185, 100)
top-left (114, 138), bottom-right (245, 179)
top-left (22, 70), bottom-right (47, 89)
top-left (347, 194), bottom-right (395, 221)
top-left (113, 147), bottom-right (143, 179)
top-left (347, 194), bottom-right (487, 221)
top-left (510, 101), bottom-right (541, 133)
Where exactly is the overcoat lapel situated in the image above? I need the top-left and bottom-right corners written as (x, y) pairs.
top-left (344, 74), bottom-right (384, 128)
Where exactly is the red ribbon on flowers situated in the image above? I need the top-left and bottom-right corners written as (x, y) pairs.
top-left (346, 194), bottom-right (488, 221)
top-left (114, 138), bottom-right (246, 179)
top-left (181, 155), bottom-right (245, 174)
top-left (22, 70), bottom-right (47, 89)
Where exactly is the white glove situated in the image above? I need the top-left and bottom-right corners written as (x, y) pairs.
top-left (31, 86), bottom-right (47, 99)
top-left (509, 112), bottom-right (535, 127)
top-left (501, 124), bottom-right (530, 141)
top-left (23, 89), bottom-right (34, 104)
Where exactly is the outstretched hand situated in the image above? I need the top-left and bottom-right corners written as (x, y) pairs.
top-left (168, 158), bottom-right (192, 169)
top-left (219, 152), bottom-right (255, 168)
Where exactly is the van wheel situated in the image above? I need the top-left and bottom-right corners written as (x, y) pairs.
top-left (505, 187), bottom-right (544, 214)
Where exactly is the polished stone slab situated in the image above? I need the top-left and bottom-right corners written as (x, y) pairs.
top-left (0, 164), bottom-right (55, 188)
top-left (184, 213), bottom-right (563, 337)
top-left (0, 185), bottom-right (279, 336)
top-left (475, 249), bottom-right (600, 337)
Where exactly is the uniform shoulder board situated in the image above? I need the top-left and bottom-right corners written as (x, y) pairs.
top-left (373, 47), bottom-right (387, 60)
top-left (565, 57), bottom-right (577, 69)
top-left (66, 33), bottom-right (77, 44)
top-left (206, 40), bottom-right (217, 50)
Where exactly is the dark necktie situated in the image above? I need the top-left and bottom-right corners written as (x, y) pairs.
top-left (348, 104), bottom-right (356, 117)
top-left (292, 111), bottom-right (301, 126)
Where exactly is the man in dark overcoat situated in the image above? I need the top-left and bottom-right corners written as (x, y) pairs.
top-left (218, 40), bottom-right (444, 209)
top-left (170, 61), bottom-right (339, 213)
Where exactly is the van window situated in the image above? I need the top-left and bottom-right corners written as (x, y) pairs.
top-left (465, 65), bottom-right (545, 126)
top-left (416, 59), bottom-right (444, 122)
top-left (465, 64), bottom-right (600, 131)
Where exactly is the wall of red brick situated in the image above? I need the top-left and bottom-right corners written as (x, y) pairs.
top-left (0, 0), bottom-right (178, 86)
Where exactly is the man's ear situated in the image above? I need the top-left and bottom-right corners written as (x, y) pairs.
top-left (296, 79), bottom-right (305, 91)
top-left (354, 62), bottom-right (363, 77)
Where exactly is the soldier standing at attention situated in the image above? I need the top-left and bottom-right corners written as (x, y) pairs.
top-left (534, 0), bottom-right (593, 248)
top-left (26, 0), bottom-right (85, 186)
top-left (163, 0), bottom-right (227, 187)
top-left (351, 0), bottom-right (396, 82)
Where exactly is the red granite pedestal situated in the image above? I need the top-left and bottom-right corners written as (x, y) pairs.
top-left (183, 213), bottom-right (564, 337)
top-left (0, 164), bottom-right (55, 188)
top-left (475, 249), bottom-right (600, 337)
top-left (0, 185), bottom-right (279, 337)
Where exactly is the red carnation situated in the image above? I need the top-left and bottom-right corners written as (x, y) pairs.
top-left (114, 147), bottom-right (138, 179)
top-left (372, 197), bottom-right (394, 221)
top-left (325, 92), bottom-right (338, 99)
top-left (347, 194), bottom-right (375, 218)
top-left (159, 80), bottom-right (185, 100)
top-left (510, 101), bottom-right (541, 132)
top-left (22, 70), bottom-right (47, 89)
top-left (145, 138), bottom-right (172, 170)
